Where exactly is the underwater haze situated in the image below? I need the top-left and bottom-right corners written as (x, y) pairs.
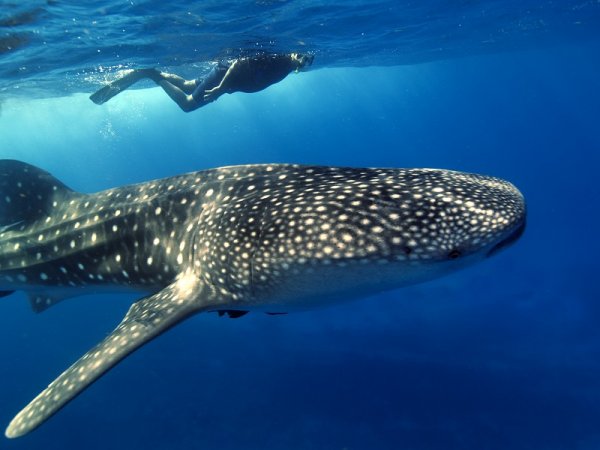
top-left (1, 1), bottom-right (600, 449)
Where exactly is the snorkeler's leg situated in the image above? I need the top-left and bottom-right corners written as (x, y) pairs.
top-left (154, 72), bottom-right (198, 94)
top-left (90, 68), bottom-right (161, 105)
top-left (156, 80), bottom-right (201, 112)
top-left (146, 65), bottom-right (228, 111)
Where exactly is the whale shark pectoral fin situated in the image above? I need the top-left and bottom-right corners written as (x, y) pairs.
top-left (5, 278), bottom-right (205, 439)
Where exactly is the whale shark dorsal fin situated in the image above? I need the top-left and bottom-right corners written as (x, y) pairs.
top-left (5, 275), bottom-right (206, 438)
top-left (0, 160), bottom-right (76, 227)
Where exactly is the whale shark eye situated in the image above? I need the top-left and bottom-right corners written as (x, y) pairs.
top-left (447, 249), bottom-right (462, 259)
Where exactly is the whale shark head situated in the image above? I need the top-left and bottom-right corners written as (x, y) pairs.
top-left (215, 166), bottom-right (526, 310)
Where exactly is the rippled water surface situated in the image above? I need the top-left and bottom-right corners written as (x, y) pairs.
top-left (1, 0), bottom-right (600, 97)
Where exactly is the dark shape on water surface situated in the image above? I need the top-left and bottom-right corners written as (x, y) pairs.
top-left (90, 52), bottom-right (314, 112)
top-left (0, 159), bottom-right (525, 438)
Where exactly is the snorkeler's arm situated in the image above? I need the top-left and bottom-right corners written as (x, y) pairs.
top-left (202, 59), bottom-right (239, 101)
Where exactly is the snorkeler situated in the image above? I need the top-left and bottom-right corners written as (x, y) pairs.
top-left (90, 52), bottom-right (313, 112)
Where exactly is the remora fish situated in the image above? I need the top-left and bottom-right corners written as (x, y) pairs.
top-left (0, 160), bottom-right (526, 438)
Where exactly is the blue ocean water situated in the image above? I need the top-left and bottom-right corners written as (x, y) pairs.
top-left (1, 1), bottom-right (600, 449)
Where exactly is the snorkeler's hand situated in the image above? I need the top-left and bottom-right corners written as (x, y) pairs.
top-left (202, 86), bottom-right (222, 102)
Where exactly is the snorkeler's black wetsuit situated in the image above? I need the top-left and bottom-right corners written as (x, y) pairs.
top-left (191, 53), bottom-right (309, 104)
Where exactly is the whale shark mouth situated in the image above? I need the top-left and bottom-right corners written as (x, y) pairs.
top-left (486, 218), bottom-right (526, 258)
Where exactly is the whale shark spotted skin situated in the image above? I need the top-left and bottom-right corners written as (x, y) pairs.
top-left (0, 159), bottom-right (526, 438)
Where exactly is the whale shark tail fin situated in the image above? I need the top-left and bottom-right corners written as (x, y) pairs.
top-left (90, 69), bottom-right (160, 105)
top-left (0, 160), bottom-right (76, 230)
top-left (5, 276), bottom-right (207, 438)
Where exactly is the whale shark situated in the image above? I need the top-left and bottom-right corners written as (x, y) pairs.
top-left (0, 159), bottom-right (526, 438)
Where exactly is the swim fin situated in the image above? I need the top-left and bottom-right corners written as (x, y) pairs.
top-left (89, 69), bottom-right (159, 105)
